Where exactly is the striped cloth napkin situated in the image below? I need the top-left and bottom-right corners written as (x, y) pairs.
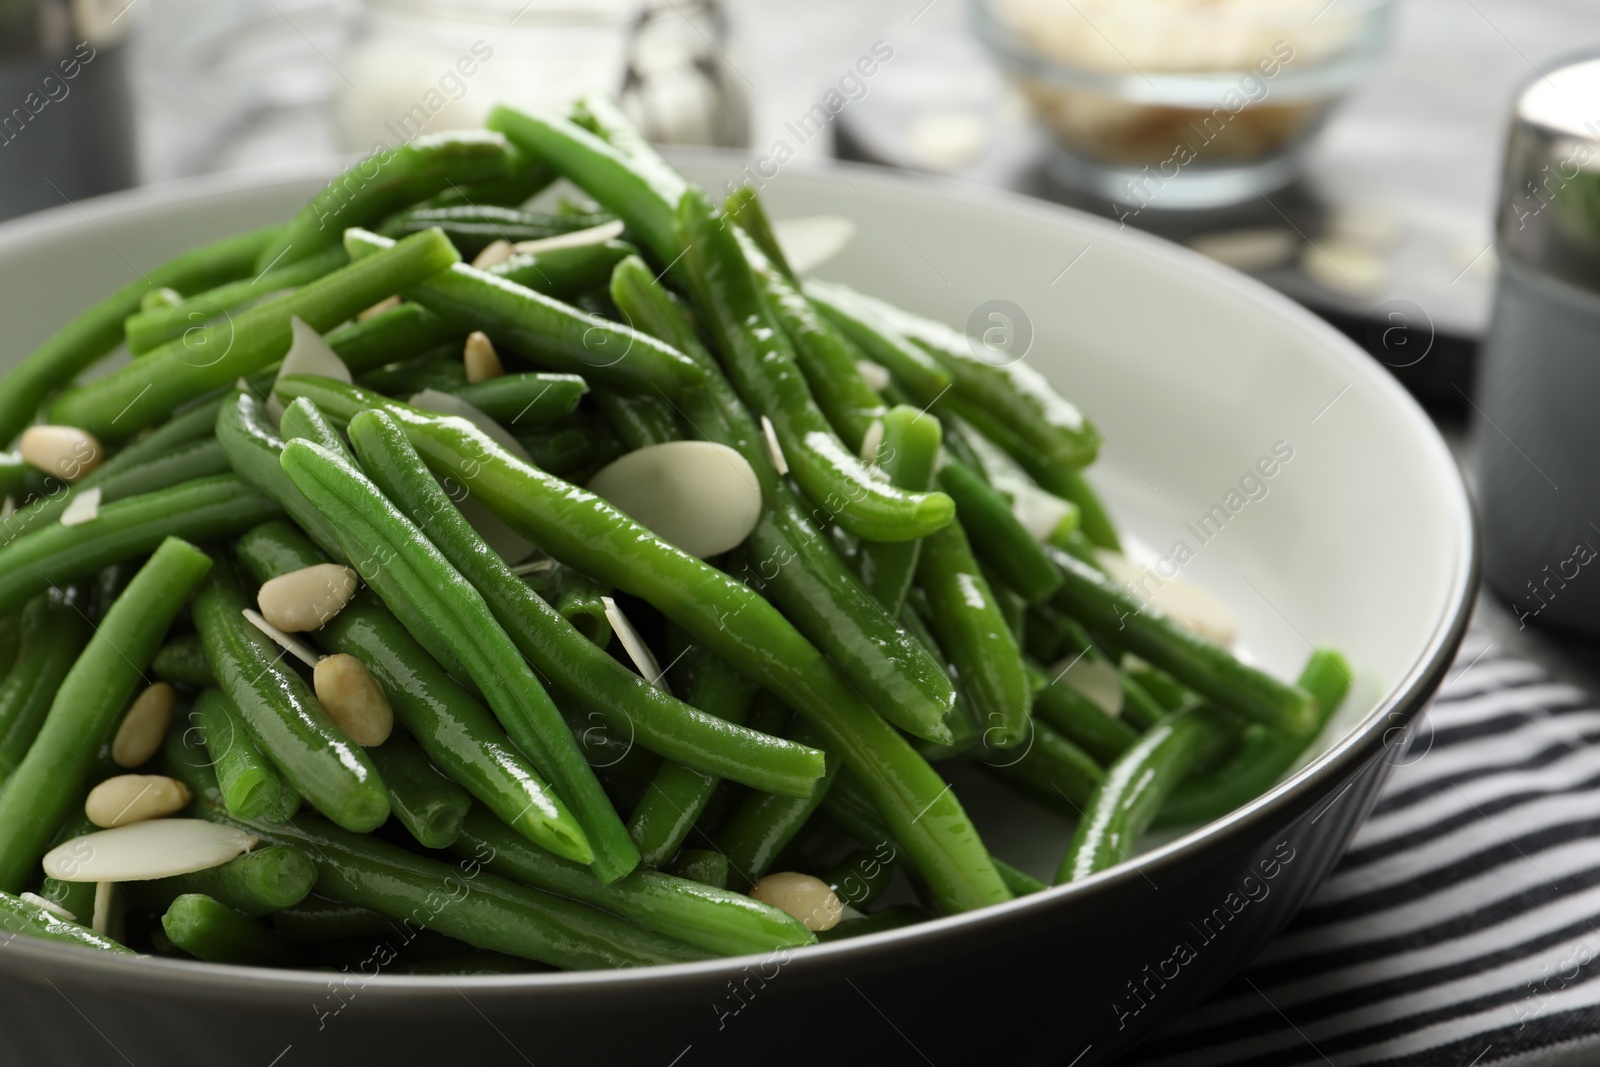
top-left (1126, 632), bottom-right (1600, 1067)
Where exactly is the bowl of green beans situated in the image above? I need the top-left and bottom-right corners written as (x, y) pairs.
top-left (0, 96), bottom-right (1474, 1067)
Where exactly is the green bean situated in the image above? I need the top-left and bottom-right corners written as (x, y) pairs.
top-left (192, 562), bottom-right (390, 834)
top-left (825, 848), bottom-right (897, 909)
top-left (453, 805), bottom-right (813, 956)
top-left (277, 377), bottom-right (1010, 913)
top-left (356, 347), bottom-right (466, 396)
top-left (454, 372), bottom-right (589, 428)
top-left (328, 303), bottom-right (465, 373)
top-left (255, 130), bottom-right (512, 271)
top-left (1056, 704), bottom-right (1236, 884)
top-left (825, 283), bottom-right (1100, 470)
top-left (938, 460), bottom-right (1063, 603)
top-left (0, 452), bottom-right (25, 498)
top-left (817, 905), bottom-right (929, 942)
top-left (1125, 665), bottom-right (1196, 712)
top-left (593, 388), bottom-right (681, 450)
top-left (0, 589), bottom-right (92, 779)
top-left (993, 858), bottom-right (1046, 896)
top-left (990, 567), bottom-right (1028, 645)
top-left (280, 433), bottom-right (608, 873)
top-left (126, 846), bottom-right (316, 918)
top-left (607, 259), bottom-right (958, 744)
top-left (367, 731), bottom-right (472, 849)
top-left (424, 142), bottom-right (556, 208)
top-left (124, 245), bottom-right (350, 355)
top-left (162, 893), bottom-right (301, 966)
top-left (151, 633), bottom-right (214, 687)
top-left (0, 475), bottom-right (277, 619)
top-left (918, 518), bottom-right (1031, 748)
top-left (0, 889), bottom-right (133, 954)
top-left (0, 226), bottom-right (276, 448)
top-left (1027, 664), bottom-right (1140, 766)
top-left (272, 896), bottom-right (391, 942)
top-left (853, 406), bottom-right (941, 616)
top-left (517, 420), bottom-right (624, 480)
top-left (96, 395), bottom-right (227, 474)
top-left (804, 281), bottom-right (953, 404)
top-left (140, 286), bottom-right (183, 312)
top-left (736, 228), bottom-right (884, 450)
top-left (988, 718), bottom-right (1103, 818)
top-left (548, 566), bottom-right (612, 647)
top-left (491, 239), bottom-right (639, 299)
top-left (1048, 548), bottom-right (1317, 735)
top-left (2, 437), bottom-right (231, 548)
top-left (325, 404), bottom-right (826, 798)
top-left (716, 720), bottom-right (841, 890)
top-left (0, 537), bottom-right (212, 890)
top-left (676, 189), bottom-right (953, 543)
top-left (1157, 649), bottom-right (1351, 827)
top-left (186, 688), bottom-right (295, 821)
top-left (48, 229), bottom-right (461, 441)
top-left (343, 228), bottom-right (702, 397)
top-left (723, 184), bottom-right (795, 279)
top-left (668, 849), bottom-right (729, 889)
top-left (626, 646), bottom-right (757, 868)
top-left (488, 105), bottom-right (680, 264)
top-left (571, 95), bottom-right (690, 220)
top-left (182, 772), bottom-right (710, 968)
top-left (379, 203), bottom-right (612, 256)
top-left (0, 611), bottom-right (19, 679)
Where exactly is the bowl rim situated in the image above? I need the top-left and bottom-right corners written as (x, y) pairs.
top-left (0, 151), bottom-right (1478, 999)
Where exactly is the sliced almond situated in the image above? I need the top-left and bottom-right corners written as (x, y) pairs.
top-left (1009, 483), bottom-right (1076, 543)
top-left (111, 681), bottom-right (176, 769)
top-left (91, 881), bottom-right (116, 935)
top-left (855, 360), bottom-right (891, 392)
top-left (43, 820), bottom-right (258, 883)
top-left (313, 654), bottom-right (394, 747)
top-left (601, 596), bottom-right (669, 693)
top-left (463, 331), bottom-right (504, 383)
top-left (85, 774), bottom-right (193, 828)
top-left (257, 563), bottom-right (359, 633)
top-left (408, 390), bottom-right (539, 563)
top-left (19, 425), bottom-right (102, 483)
top-left (471, 239), bottom-right (515, 269)
top-left (1096, 551), bottom-right (1239, 648)
top-left (750, 871), bottom-right (843, 932)
top-left (511, 219), bottom-right (626, 256)
top-left (859, 419), bottom-right (886, 466)
top-left (59, 487), bottom-right (102, 527)
top-left (588, 441), bottom-right (762, 559)
top-left (242, 608), bottom-right (321, 668)
top-left (760, 415), bottom-right (789, 476)
top-left (20, 892), bottom-right (74, 922)
top-left (273, 316), bottom-right (351, 406)
top-left (772, 216), bottom-right (856, 275)
top-left (357, 295), bottom-right (401, 321)
top-left (1049, 653), bottom-right (1124, 718)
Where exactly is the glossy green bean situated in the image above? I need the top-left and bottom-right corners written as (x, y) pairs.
top-left (379, 203), bottom-right (612, 256)
top-left (517, 420), bottom-right (624, 480)
top-left (1027, 665), bottom-right (1140, 766)
top-left (668, 849), bottom-right (729, 889)
top-left (124, 245), bottom-right (350, 355)
top-left (853, 405), bottom-right (941, 616)
top-left (455, 805), bottom-right (814, 957)
top-left (328, 302), bottom-right (464, 373)
top-left (0, 226), bottom-right (276, 448)
top-left (187, 688), bottom-right (294, 821)
top-left (255, 130), bottom-right (511, 271)
top-left (454, 372), bottom-right (589, 428)
top-left (608, 259), bottom-right (957, 744)
top-left (676, 189), bottom-right (953, 543)
top-left (163, 893), bottom-right (301, 966)
top-left (272, 896), bottom-right (391, 942)
top-left (593, 388), bottom-right (681, 450)
top-left (279, 434), bottom-right (607, 872)
top-left (491, 239), bottom-right (639, 299)
top-left (0, 889), bottom-right (132, 954)
top-left (327, 404), bottom-right (825, 797)
top-left (0, 538), bottom-right (212, 890)
top-left (151, 633), bottom-right (215, 687)
top-left (825, 847), bottom-right (898, 909)
top-left (938, 460), bottom-right (1063, 603)
top-left (1048, 548), bottom-right (1317, 735)
top-left (1056, 704), bottom-right (1236, 884)
top-left (1157, 649), bottom-right (1351, 827)
top-left (367, 731), bottom-right (472, 849)
top-left (993, 858), bottom-right (1047, 896)
top-left (127, 845), bottom-right (316, 918)
top-left (817, 905), bottom-right (929, 942)
top-left (803, 281), bottom-right (953, 405)
top-left (716, 719), bottom-right (841, 890)
top-left (276, 377), bottom-right (1010, 913)
top-left (988, 718), bottom-right (1103, 818)
top-left (48, 229), bottom-right (461, 440)
top-left (424, 141), bottom-right (556, 208)
top-left (918, 518), bottom-right (1031, 748)
top-left (192, 563), bottom-right (390, 833)
top-left (0, 590), bottom-right (92, 779)
top-left (626, 646), bottom-right (758, 868)
top-left (723, 184), bottom-right (795, 279)
top-left (548, 565), bottom-right (612, 646)
top-left (0, 474), bottom-right (277, 618)
top-left (0, 611), bottom-right (19, 678)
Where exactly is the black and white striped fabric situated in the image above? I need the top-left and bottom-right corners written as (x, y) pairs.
top-left (1128, 633), bottom-right (1600, 1067)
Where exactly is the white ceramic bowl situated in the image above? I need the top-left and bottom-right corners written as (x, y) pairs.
top-left (0, 155), bottom-right (1474, 1067)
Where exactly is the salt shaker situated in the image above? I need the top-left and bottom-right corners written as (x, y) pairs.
top-left (1474, 52), bottom-right (1600, 636)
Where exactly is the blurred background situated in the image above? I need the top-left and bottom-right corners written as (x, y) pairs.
top-left (2, 0), bottom-right (1599, 654)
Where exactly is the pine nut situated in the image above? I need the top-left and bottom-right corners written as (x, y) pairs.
top-left (314, 654), bottom-right (394, 747)
top-left (85, 775), bottom-right (192, 828)
top-left (111, 682), bottom-right (176, 768)
top-left (471, 239), bottom-right (514, 269)
top-left (357, 295), bottom-right (402, 321)
top-left (257, 563), bottom-right (359, 633)
top-left (19, 425), bottom-right (102, 483)
top-left (750, 872), bottom-right (843, 932)
top-left (463, 330), bottom-right (503, 383)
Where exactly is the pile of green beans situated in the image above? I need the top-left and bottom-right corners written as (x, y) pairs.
top-left (0, 96), bottom-right (1351, 972)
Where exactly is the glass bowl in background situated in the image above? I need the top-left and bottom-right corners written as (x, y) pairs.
top-left (971, 0), bottom-right (1396, 208)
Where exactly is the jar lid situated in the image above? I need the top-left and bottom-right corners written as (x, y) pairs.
top-left (1498, 53), bottom-right (1600, 290)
